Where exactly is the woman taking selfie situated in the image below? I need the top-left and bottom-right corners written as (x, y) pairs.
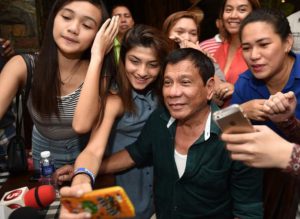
top-left (57, 25), bottom-right (172, 219)
top-left (0, 0), bottom-right (118, 170)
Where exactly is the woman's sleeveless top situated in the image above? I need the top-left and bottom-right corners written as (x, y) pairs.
top-left (27, 84), bottom-right (83, 140)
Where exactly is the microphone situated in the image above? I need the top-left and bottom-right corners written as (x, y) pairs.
top-left (24, 185), bottom-right (56, 209)
top-left (8, 206), bottom-right (42, 219)
top-left (0, 187), bottom-right (28, 209)
top-left (0, 185), bottom-right (56, 210)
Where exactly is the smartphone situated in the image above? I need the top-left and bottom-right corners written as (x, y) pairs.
top-left (61, 186), bottom-right (135, 218)
top-left (213, 104), bottom-right (254, 133)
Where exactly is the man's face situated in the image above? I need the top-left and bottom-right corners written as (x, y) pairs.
top-left (112, 6), bottom-right (135, 37)
top-left (163, 59), bottom-right (214, 122)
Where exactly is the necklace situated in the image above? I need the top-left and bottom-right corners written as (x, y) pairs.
top-left (59, 62), bottom-right (82, 85)
top-left (60, 71), bottom-right (75, 85)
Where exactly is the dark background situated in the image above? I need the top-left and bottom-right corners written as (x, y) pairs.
top-left (1, 0), bottom-right (300, 53)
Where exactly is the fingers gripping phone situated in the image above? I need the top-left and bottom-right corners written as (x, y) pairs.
top-left (213, 104), bottom-right (254, 133)
top-left (61, 186), bottom-right (135, 218)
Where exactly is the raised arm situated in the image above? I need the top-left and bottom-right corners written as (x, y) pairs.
top-left (73, 16), bottom-right (119, 133)
top-left (0, 55), bottom-right (27, 119)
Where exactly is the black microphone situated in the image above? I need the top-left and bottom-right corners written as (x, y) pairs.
top-left (8, 206), bottom-right (42, 219)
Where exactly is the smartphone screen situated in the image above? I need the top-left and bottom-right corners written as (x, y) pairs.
top-left (213, 104), bottom-right (254, 133)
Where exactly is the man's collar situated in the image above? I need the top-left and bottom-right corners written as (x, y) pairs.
top-left (165, 103), bottom-right (221, 141)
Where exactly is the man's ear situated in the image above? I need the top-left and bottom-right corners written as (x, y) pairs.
top-left (206, 77), bottom-right (215, 101)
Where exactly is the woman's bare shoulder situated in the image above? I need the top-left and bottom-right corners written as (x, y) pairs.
top-left (0, 55), bottom-right (28, 86)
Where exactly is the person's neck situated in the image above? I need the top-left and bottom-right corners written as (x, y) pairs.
top-left (177, 105), bottom-right (211, 130)
top-left (57, 52), bottom-right (83, 73)
top-left (228, 34), bottom-right (240, 48)
top-left (117, 34), bottom-right (124, 43)
top-left (266, 55), bottom-right (295, 94)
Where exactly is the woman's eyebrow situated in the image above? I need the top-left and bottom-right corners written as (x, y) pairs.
top-left (61, 8), bottom-right (98, 26)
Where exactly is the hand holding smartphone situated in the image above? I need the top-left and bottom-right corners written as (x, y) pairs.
top-left (61, 186), bottom-right (135, 218)
top-left (213, 104), bottom-right (254, 133)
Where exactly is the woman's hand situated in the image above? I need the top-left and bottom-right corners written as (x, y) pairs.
top-left (91, 16), bottom-right (119, 59)
top-left (169, 35), bottom-right (216, 62)
top-left (0, 38), bottom-right (15, 58)
top-left (221, 125), bottom-right (293, 169)
top-left (59, 182), bottom-right (93, 219)
top-left (214, 81), bottom-right (234, 101)
top-left (241, 99), bottom-right (267, 121)
top-left (53, 165), bottom-right (74, 186)
top-left (60, 206), bottom-right (91, 219)
top-left (263, 91), bottom-right (297, 122)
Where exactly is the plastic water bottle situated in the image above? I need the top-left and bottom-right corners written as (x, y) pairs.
top-left (40, 151), bottom-right (55, 185)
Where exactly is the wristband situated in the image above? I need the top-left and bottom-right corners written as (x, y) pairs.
top-left (73, 167), bottom-right (95, 186)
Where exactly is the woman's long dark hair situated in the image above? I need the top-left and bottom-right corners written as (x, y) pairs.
top-left (31, 0), bottom-right (117, 118)
top-left (117, 24), bottom-right (172, 113)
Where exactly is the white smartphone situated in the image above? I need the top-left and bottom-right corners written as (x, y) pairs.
top-left (213, 104), bottom-right (254, 133)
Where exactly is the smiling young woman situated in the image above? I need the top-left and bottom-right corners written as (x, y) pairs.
top-left (0, 0), bottom-right (118, 170)
top-left (57, 24), bottom-right (172, 219)
top-left (212, 0), bottom-right (260, 106)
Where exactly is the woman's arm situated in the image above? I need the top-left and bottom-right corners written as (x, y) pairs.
top-left (73, 16), bottom-right (119, 133)
top-left (59, 95), bottom-right (128, 219)
top-left (71, 94), bottom-right (124, 186)
top-left (59, 95), bottom-right (123, 219)
top-left (0, 55), bottom-right (27, 119)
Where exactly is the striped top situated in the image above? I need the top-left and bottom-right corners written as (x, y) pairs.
top-left (199, 34), bottom-right (223, 57)
top-left (27, 83), bottom-right (83, 140)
